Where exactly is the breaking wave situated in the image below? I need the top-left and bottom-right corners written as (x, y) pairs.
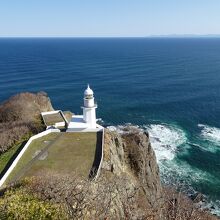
top-left (96, 118), bottom-right (104, 124)
top-left (107, 125), bottom-right (125, 133)
top-left (198, 124), bottom-right (220, 145)
top-left (107, 123), bottom-right (187, 163)
top-left (145, 123), bottom-right (220, 216)
top-left (107, 124), bottom-right (142, 134)
top-left (144, 124), bottom-right (187, 162)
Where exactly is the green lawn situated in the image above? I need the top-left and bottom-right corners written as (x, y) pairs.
top-left (6, 133), bottom-right (59, 183)
top-left (0, 134), bottom-right (31, 176)
top-left (6, 132), bottom-right (98, 184)
top-left (0, 143), bottom-right (22, 175)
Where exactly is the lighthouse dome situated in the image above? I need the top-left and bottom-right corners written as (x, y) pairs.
top-left (84, 85), bottom-right (94, 96)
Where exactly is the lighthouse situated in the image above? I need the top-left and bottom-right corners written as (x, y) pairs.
top-left (82, 85), bottom-right (97, 128)
top-left (67, 84), bottom-right (102, 132)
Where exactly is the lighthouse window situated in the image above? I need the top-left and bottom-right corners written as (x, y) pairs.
top-left (86, 95), bottom-right (93, 99)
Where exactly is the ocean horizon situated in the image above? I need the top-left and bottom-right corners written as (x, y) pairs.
top-left (0, 37), bottom-right (220, 214)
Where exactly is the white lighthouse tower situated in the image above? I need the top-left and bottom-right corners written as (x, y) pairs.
top-left (67, 84), bottom-right (102, 132)
top-left (82, 85), bottom-right (97, 128)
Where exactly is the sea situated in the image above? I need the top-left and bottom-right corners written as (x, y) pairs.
top-left (0, 38), bottom-right (220, 215)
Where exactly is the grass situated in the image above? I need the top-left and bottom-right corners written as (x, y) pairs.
top-left (0, 144), bottom-right (22, 175)
top-left (6, 133), bottom-right (59, 183)
top-left (6, 132), bottom-right (98, 184)
top-left (42, 112), bottom-right (64, 126)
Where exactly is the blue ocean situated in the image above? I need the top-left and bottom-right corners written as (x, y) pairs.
top-left (0, 38), bottom-right (220, 214)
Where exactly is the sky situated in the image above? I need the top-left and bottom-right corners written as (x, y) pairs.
top-left (0, 0), bottom-right (220, 37)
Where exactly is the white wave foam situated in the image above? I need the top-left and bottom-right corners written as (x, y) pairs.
top-left (107, 126), bottom-right (118, 132)
top-left (96, 118), bottom-right (104, 124)
top-left (107, 123), bottom-right (187, 162)
top-left (203, 199), bottom-right (220, 216)
top-left (107, 124), bottom-right (142, 134)
top-left (198, 124), bottom-right (220, 145)
top-left (145, 124), bottom-right (187, 162)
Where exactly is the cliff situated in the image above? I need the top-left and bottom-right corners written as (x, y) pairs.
top-left (101, 128), bottom-right (219, 219)
top-left (101, 126), bottom-right (162, 218)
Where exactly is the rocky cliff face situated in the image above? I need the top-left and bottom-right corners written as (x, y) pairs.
top-left (101, 126), bottom-right (163, 219)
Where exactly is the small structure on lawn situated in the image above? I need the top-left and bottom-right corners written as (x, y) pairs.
top-left (41, 85), bottom-right (102, 132)
top-left (41, 110), bottom-right (68, 130)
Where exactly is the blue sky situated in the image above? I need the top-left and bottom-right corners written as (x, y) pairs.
top-left (0, 0), bottom-right (220, 37)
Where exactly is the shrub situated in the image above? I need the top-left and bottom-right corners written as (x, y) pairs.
top-left (0, 92), bottom-right (53, 154)
top-left (162, 187), bottom-right (219, 220)
top-left (0, 188), bottom-right (67, 220)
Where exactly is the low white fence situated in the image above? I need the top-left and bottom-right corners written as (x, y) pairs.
top-left (55, 122), bottom-right (65, 127)
top-left (41, 110), bottom-right (61, 116)
top-left (0, 129), bottom-right (60, 188)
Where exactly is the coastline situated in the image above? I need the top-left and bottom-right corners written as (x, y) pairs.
top-left (107, 124), bottom-right (220, 217)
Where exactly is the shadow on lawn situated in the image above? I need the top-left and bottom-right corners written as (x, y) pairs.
top-left (0, 140), bottom-right (28, 180)
top-left (89, 131), bottom-right (103, 179)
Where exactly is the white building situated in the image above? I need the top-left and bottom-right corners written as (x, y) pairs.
top-left (82, 85), bottom-right (97, 128)
top-left (67, 85), bottom-right (103, 132)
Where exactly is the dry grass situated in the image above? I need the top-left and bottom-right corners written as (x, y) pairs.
top-left (42, 112), bottom-right (64, 126)
top-left (0, 121), bottom-right (31, 154)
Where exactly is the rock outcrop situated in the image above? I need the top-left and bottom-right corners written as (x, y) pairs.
top-left (102, 126), bottom-right (163, 219)
top-left (0, 92), bottom-right (53, 154)
top-left (0, 92), bottom-right (53, 123)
